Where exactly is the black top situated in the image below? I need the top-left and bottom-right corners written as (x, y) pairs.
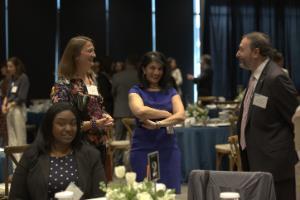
top-left (48, 152), bottom-right (79, 199)
top-left (193, 64), bottom-right (213, 97)
top-left (9, 144), bottom-right (106, 200)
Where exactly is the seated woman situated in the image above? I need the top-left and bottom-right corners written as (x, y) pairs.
top-left (9, 102), bottom-right (106, 199)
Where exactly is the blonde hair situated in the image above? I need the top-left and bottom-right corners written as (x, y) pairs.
top-left (58, 36), bottom-right (95, 79)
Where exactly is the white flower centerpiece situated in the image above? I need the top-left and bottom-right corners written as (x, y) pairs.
top-left (100, 166), bottom-right (176, 200)
top-left (186, 103), bottom-right (209, 124)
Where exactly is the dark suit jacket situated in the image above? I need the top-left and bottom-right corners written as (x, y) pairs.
top-left (193, 64), bottom-right (213, 97)
top-left (111, 67), bottom-right (138, 118)
top-left (9, 144), bottom-right (106, 200)
top-left (97, 72), bottom-right (113, 115)
top-left (237, 60), bottom-right (299, 181)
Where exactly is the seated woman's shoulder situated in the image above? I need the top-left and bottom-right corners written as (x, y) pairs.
top-left (79, 144), bottom-right (101, 157)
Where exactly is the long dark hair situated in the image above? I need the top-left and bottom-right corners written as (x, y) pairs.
top-left (137, 51), bottom-right (171, 90)
top-left (33, 102), bottom-right (82, 155)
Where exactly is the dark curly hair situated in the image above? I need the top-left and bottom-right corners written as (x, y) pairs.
top-left (243, 32), bottom-right (273, 58)
top-left (137, 51), bottom-right (171, 90)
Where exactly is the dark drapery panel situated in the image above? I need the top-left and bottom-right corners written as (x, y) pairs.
top-left (0, 0), bottom-right (5, 62)
top-left (203, 0), bottom-right (300, 98)
top-left (156, 0), bottom-right (193, 104)
top-left (60, 0), bottom-right (106, 60)
top-left (9, 0), bottom-right (56, 99)
top-left (283, 1), bottom-right (300, 88)
top-left (109, 0), bottom-right (151, 60)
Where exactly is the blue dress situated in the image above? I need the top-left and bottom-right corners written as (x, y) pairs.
top-left (129, 85), bottom-right (181, 193)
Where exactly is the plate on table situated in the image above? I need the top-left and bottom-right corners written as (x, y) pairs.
top-left (207, 122), bottom-right (230, 127)
top-left (216, 122), bottom-right (231, 127)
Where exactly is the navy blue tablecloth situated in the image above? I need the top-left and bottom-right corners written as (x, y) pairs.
top-left (175, 126), bottom-right (230, 182)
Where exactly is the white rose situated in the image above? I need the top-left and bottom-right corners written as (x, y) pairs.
top-left (125, 172), bottom-right (136, 185)
top-left (114, 166), bottom-right (126, 178)
top-left (156, 183), bottom-right (166, 191)
top-left (137, 192), bottom-right (153, 200)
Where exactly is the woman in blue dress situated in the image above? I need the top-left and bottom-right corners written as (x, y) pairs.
top-left (128, 51), bottom-right (185, 193)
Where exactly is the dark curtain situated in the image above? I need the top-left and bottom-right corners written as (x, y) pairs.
top-left (109, 0), bottom-right (151, 60)
top-left (9, 0), bottom-right (56, 99)
top-left (60, 0), bottom-right (106, 60)
top-left (203, 0), bottom-right (300, 98)
top-left (0, 0), bottom-right (5, 62)
top-left (156, 0), bottom-right (193, 104)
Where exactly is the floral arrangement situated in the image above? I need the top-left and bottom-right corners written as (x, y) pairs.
top-left (186, 103), bottom-right (209, 122)
top-left (100, 166), bottom-right (175, 200)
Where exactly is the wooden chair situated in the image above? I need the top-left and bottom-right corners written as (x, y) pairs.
top-left (228, 135), bottom-right (242, 171)
top-left (106, 118), bottom-right (135, 181)
top-left (121, 118), bottom-right (135, 140)
top-left (215, 115), bottom-right (238, 170)
top-left (3, 145), bottom-right (29, 197)
top-left (198, 96), bottom-right (217, 105)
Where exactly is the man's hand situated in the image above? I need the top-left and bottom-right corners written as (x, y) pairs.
top-left (186, 74), bottom-right (194, 80)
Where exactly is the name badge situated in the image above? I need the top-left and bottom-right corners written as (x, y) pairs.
top-left (86, 85), bottom-right (99, 96)
top-left (253, 93), bottom-right (268, 109)
top-left (11, 86), bottom-right (18, 93)
top-left (166, 126), bottom-right (174, 134)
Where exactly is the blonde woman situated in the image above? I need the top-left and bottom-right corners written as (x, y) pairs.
top-left (51, 36), bottom-right (113, 166)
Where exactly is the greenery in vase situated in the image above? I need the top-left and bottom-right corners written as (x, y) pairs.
top-left (186, 103), bottom-right (209, 122)
top-left (100, 166), bottom-right (176, 200)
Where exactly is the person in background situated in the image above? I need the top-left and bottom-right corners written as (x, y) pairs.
top-left (167, 57), bottom-right (183, 96)
top-left (128, 51), bottom-right (185, 193)
top-left (187, 54), bottom-right (213, 97)
top-left (2, 57), bottom-right (30, 161)
top-left (112, 60), bottom-right (125, 75)
top-left (0, 62), bottom-right (9, 147)
top-left (50, 36), bottom-right (114, 167)
top-left (111, 54), bottom-right (139, 166)
top-left (9, 102), bottom-right (106, 199)
top-left (272, 49), bottom-right (289, 76)
top-left (95, 60), bottom-right (114, 115)
top-left (236, 32), bottom-right (298, 200)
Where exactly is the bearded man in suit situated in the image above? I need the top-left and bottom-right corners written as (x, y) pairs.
top-left (236, 32), bottom-right (299, 200)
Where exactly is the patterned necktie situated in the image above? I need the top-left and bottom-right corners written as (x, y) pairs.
top-left (240, 76), bottom-right (257, 150)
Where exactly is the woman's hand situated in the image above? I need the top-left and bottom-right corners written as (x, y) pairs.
top-left (102, 113), bottom-right (114, 127)
top-left (95, 113), bottom-right (114, 128)
top-left (141, 119), bottom-right (158, 130)
top-left (1, 104), bottom-right (8, 114)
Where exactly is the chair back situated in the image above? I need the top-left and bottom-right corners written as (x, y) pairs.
top-left (198, 96), bottom-right (217, 106)
top-left (188, 170), bottom-right (276, 200)
top-left (228, 135), bottom-right (242, 171)
top-left (121, 117), bottom-right (135, 140)
top-left (4, 145), bottom-right (29, 196)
